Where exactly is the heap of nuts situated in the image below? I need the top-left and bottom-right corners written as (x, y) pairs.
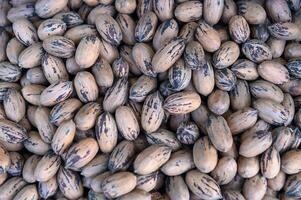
top-left (2, 0), bottom-right (301, 199)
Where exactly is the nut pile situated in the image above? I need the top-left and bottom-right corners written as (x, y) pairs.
top-left (1, 0), bottom-right (301, 199)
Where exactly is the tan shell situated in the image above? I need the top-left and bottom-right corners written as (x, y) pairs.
top-left (40, 81), bottom-right (73, 107)
top-left (38, 18), bottom-right (67, 40)
top-left (34, 107), bottom-right (56, 143)
top-left (74, 102), bottom-right (102, 131)
top-left (231, 59), bottom-right (258, 81)
top-left (0, 177), bottom-right (27, 200)
top-left (34, 150), bottom-right (61, 182)
top-left (238, 156), bottom-right (260, 178)
top-left (193, 136), bottom-right (218, 173)
top-left (206, 115), bottom-right (233, 152)
top-left (24, 131), bottom-right (51, 155)
top-left (74, 71), bottom-right (99, 103)
top-left (75, 35), bottom-right (101, 68)
top-left (92, 58), bottom-right (114, 88)
top-left (38, 176), bottom-right (58, 199)
top-left (136, 171), bottom-right (162, 192)
top-left (21, 84), bottom-right (45, 106)
top-left (243, 175), bottom-right (267, 200)
top-left (152, 38), bottom-right (185, 73)
top-left (13, 184), bottom-right (38, 200)
top-left (118, 189), bottom-right (151, 200)
top-left (146, 128), bottom-right (181, 151)
top-left (42, 36), bottom-right (75, 58)
top-left (258, 60), bottom-right (290, 84)
top-left (18, 42), bottom-right (43, 69)
top-left (267, 37), bottom-right (286, 58)
top-left (253, 98), bottom-right (289, 125)
top-left (228, 15), bottom-right (250, 43)
top-left (130, 75), bottom-right (157, 102)
top-left (266, 0), bottom-right (291, 23)
top-left (41, 53), bottom-right (69, 84)
top-left (282, 149), bottom-right (301, 174)
top-left (249, 80), bottom-right (284, 103)
top-left (153, 19), bottom-right (179, 51)
top-left (141, 92), bottom-right (164, 133)
top-left (95, 14), bottom-right (122, 46)
top-left (268, 171), bottom-right (286, 191)
top-left (226, 107), bottom-right (258, 135)
top-left (90, 171), bottom-right (112, 193)
top-left (153, 0), bottom-right (173, 21)
top-left (166, 176), bottom-right (190, 200)
top-left (6, 38), bottom-right (25, 65)
top-left (132, 43), bottom-right (156, 77)
top-left (211, 156), bottom-right (237, 185)
top-left (179, 21), bottom-right (198, 43)
top-left (3, 89), bottom-right (25, 122)
top-left (103, 78), bottom-right (128, 113)
top-left (22, 154), bottom-right (40, 183)
top-left (213, 41), bottom-right (240, 69)
top-left (0, 119), bottom-right (27, 144)
top-left (64, 24), bottom-right (98, 44)
top-left (192, 62), bottom-right (215, 96)
top-left (95, 112), bottom-right (118, 153)
top-left (260, 146), bottom-right (281, 179)
top-left (65, 138), bottom-right (98, 170)
top-left (108, 140), bottom-right (135, 172)
top-left (51, 120), bottom-right (76, 155)
top-left (195, 21), bottom-right (221, 52)
top-left (102, 172), bottom-right (137, 198)
top-left (135, 12), bottom-right (158, 41)
top-left (57, 167), bottom-right (84, 199)
top-left (134, 145), bottom-right (172, 175)
top-left (175, 1), bottom-right (203, 22)
top-left (35, 0), bottom-right (68, 18)
top-left (49, 98), bottom-right (82, 126)
top-left (81, 154), bottom-right (109, 177)
top-left (163, 91), bottom-right (201, 114)
top-left (161, 149), bottom-right (194, 176)
top-left (185, 170), bottom-right (222, 200)
top-left (268, 22), bottom-right (301, 40)
top-left (12, 18), bottom-right (38, 46)
top-left (238, 1), bottom-right (266, 25)
top-left (116, 14), bottom-right (136, 45)
top-left (239, 130), bottom-right (272, 157)
top-left (115, 106), bottom-right (140, 140)
top-left (207, 89), bottom-right (230, 115)
top-left (0, 145), bottom-right (10, 173)
top-left (203, 0), bottom-right (224, 25)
